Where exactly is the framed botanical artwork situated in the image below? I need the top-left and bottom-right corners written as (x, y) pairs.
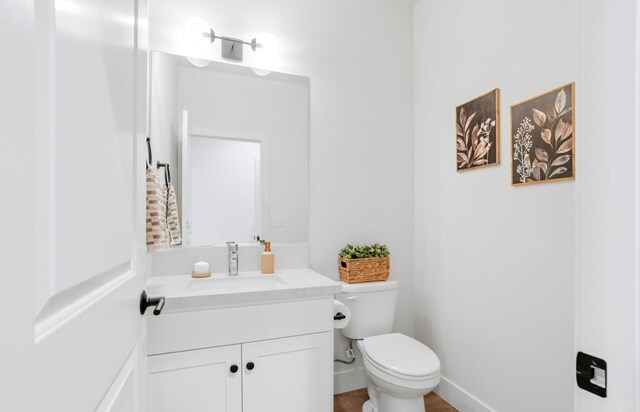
top-left (511, 83), bottom-right (575, 186)
top-left (456, 89), bottom-right (500, 171)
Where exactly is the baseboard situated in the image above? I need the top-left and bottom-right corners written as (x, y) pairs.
top-left (334, 364), bottom-right (367, 394)
top-left (435, 376), bottom-right (497, 412)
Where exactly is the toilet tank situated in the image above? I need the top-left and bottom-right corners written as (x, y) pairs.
top-left (336, 280), bottom-right (399, 339)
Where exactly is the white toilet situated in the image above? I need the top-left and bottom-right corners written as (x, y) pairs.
top-left (336, 280), bottom-right (440, 412)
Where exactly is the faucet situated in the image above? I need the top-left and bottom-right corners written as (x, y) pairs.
top-left (227, 241), bottom-right (239, 276)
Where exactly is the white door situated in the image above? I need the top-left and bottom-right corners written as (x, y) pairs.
top-left (0, 0), bottom-right (149, 410)
top-left (575, 0), bottom-right (640, 411)
top-left (149, 345), bottom-right (242, 412)
top-left (242, 333), bottom-right (333, 412)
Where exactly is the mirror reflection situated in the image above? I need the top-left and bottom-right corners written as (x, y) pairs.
top-left (149, 51), bottom-right (309, 247)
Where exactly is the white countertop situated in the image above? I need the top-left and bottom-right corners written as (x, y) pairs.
top-left (147, 268), bottom-right (341, 311)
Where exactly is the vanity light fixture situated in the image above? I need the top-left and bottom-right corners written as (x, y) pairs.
top-left (202, 28), bottom-right (262, 63)
top-left (184, 18), bottom-right (280, 73)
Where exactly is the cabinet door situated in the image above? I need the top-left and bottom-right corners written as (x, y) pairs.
top-left (242, 332), bottom-right (333, 412)
top-left (149, 345), bottom-right (242, 412)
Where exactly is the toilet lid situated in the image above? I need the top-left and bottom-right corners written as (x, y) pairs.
top-left (363, 333), bottom-right (440, 378)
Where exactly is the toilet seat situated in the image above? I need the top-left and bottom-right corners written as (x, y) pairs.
top-left (361, 333), bottom-right (440, 380)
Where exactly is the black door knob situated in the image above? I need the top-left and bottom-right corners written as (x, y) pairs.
top-left (139, 291), bottom-right (165, 316)
top-left (246, 362), bottom-right (255, 370)
top-left (230, 364), bottom-right (238, 373)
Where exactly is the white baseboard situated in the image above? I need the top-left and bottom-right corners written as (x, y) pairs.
top-left (334, 364), bottom-right (367, 394)
top-left (435, 376), bottom-right (497, 412)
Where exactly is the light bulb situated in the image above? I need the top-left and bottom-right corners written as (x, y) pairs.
top-left (183, 17), bottom-right (211, 67)
top-left (252, 32), bottom-right (280, 76)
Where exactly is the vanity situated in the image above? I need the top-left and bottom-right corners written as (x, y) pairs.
top-left (144, 49), bottom-right (336, 411)
top-left (145, 269), bottom-right (339, 412)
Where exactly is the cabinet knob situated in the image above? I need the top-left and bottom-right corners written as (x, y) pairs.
top-left (246, 362), bottom-right (255, 371)
top-left (230, 364), bottom-right (239, 374)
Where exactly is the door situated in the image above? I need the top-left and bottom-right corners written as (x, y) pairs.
top-left (242, 333), bottom-right (333, 412)
top-left (0, 0), bottom-right (148, 410)
top-left (575, 0), bottom-right (640, 410)
top-left (149, 345), bottom-right (242, 412)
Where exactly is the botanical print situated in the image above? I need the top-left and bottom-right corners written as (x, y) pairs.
top-left (456, 89), bottom-right (500, 171)
top-left (511, 83), bottom-right (575, 186)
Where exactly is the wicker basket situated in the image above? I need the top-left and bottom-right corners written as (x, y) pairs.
top-left (339, 256), bottom-right (390, 284)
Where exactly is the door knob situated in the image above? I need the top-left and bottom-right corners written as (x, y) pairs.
top-left (140, 290), bottom-right (165, 316)
top-left (246, 362), bottom-right (255, 371)
top-left (230, 364), bottom-right (239, 373)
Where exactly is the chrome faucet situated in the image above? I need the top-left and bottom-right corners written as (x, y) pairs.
top-left (227, 241), bottom-right (239, 276)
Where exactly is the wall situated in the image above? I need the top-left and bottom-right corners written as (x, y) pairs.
top-left (149, 0), bottom-right (415, 392)
top-left (414, 0), bottom-right (576, 411)
top-left (575, 0), bottom-right (640, 410)
top-left (151, 243), bottom-right (309, 276)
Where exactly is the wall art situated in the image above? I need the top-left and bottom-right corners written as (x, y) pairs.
top-left (456, 89), bottom-right (500, 171)
top-left (511, 83), bottom-right (575, 186)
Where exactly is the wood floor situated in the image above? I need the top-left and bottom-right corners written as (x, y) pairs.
top-left (334, 388), bottom-right (457, 412)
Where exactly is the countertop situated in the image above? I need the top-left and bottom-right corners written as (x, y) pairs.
top-left (146, 268), bottom-right (341, 311)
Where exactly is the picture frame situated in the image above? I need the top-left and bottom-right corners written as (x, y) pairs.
top-left (510, 82), bottom-right (575, 186)
top-left (455, 89), bottom-right (500, 172)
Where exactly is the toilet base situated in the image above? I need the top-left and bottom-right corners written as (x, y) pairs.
top-left (378, 392), bottom-right (424, 412)
top-left (362, 400), bottom-right (375, 412)
top-left (361, 393), bottom-right (425, 412)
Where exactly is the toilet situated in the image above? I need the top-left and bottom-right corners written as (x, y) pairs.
top-left (336, 280), bottom-right (440, 412)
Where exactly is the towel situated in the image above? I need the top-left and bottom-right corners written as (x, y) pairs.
top-left (165, 183), bottom-right (182, 245)
top-left (146, 166), bottom-right (169, 250)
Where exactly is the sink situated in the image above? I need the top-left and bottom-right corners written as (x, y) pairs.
top-left (187, 274), bottom-right (285, 292)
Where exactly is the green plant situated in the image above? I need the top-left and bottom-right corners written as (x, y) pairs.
top-left (339, 243), bottom-right (390, 259)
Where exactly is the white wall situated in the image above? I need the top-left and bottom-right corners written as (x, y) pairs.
top-left (575, 0), bottom-right (640, 410)
top-left (149, 0), bottom-right (415, 392)
top-left (414, 1), bottom-right (576, 411)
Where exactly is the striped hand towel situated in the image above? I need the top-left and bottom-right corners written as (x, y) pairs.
top-left (165, 183), bottom-right (182, 245)
top-left (146, 166), bottom-right (169, 250)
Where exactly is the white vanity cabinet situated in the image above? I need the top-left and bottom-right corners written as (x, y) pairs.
top-left (149, 344), bottom-right (242, 412)
top-left (146, 294), bottom-right (335, 412)
top-left (242, 333), bottom-right (332, 412)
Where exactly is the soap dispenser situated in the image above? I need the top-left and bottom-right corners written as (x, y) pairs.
top-left (261, 241), bottom-right (274, 274)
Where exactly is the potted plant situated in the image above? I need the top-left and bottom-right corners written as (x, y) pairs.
top-left (338, 243), bottom-right (390, 283)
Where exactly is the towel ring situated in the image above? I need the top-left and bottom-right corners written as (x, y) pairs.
top-left (146, 137), bottom-right (152, 169)
top-left (157, 162), bottom-right (171, 186)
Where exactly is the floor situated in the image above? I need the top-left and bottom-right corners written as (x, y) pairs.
top-left (334, 388), bottom-right (457, 412)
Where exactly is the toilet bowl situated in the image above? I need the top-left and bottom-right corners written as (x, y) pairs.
top-left (357, 334), bottom-right (440, 412)
top-left (336, 280), bottom-right (441, 412)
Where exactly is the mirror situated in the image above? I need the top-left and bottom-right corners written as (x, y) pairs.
top-left (149, 51), bottom-right (309, 247)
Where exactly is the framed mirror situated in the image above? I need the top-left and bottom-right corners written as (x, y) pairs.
top-left (148, 51), bottom-right (309, 247)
